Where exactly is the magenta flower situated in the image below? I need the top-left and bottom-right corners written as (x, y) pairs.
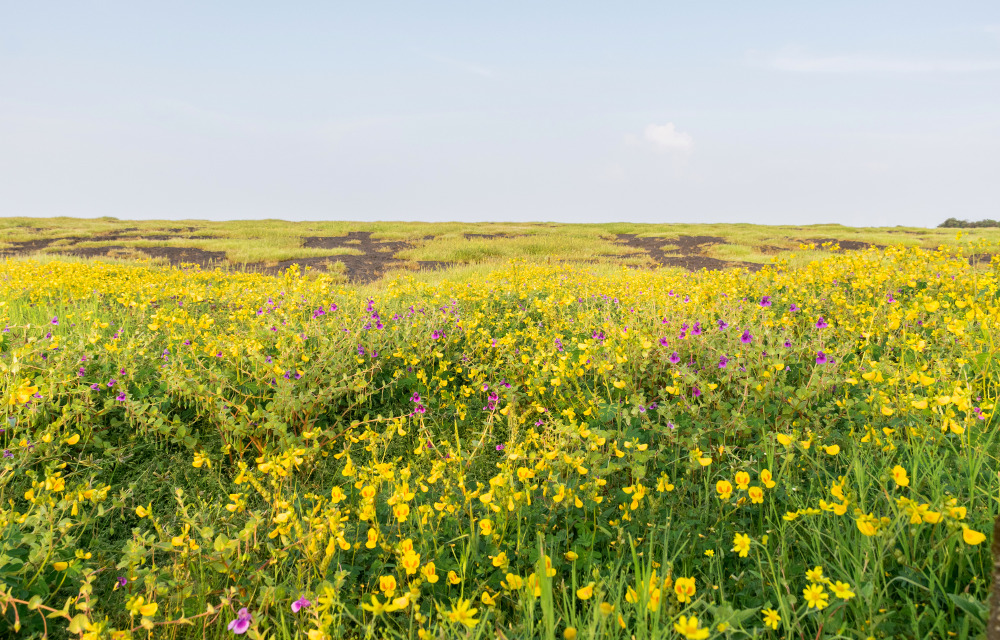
top-left (692, 387), bottom-right (701, 397)
top-left (51, 316), bottom-right (59, 325)
top-left (718, 356), bottom-right (729, 369)
top-left (291, 596), bottom-right (311, 613)
top-left (815, 317), bottom-right (829, 329)
top-left (117, 576), bottom-right (127, 588)
top-left (815, 351), bottom-right (828, 364)
top-left (760, 296), bottom-right (772, 307)
top-left (228, 608), bottom-right (252, 634)
top-left (717, 319), bottom-right (728, 330)
top-left (116, 392), bottom-right (127, 402)
top-left (668, 352), bottom-right (681, 364)
top-left (886, 293), bottom-right (896, 303)
top-left (740, 329), bottom-right (753, 344)
top-left (658, 337), bottom-right (669, 347)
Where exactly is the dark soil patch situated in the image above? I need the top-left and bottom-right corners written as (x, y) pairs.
top-left (801, 237), bottom-right (884, 251)
top-left (613, 234), bottom-right (764, 273)
top-left (463, 233), bottom-right (524, 240)
top-left (758, 245), bottom-right (786, 254)
top-left (60, 245), bottom-right (227, 268)
top-left (969, 254), bottom-right (996, 267)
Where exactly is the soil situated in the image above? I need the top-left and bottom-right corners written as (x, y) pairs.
top-left (0, 227), bottom-right (915, 283)
top-left (613, 234), bottom-right (765, 273)
top-left (800, 237), bottom-right (884, 251)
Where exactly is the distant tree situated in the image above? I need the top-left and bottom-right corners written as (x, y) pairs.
top-left (939, 217), bottom-right (1000, 229)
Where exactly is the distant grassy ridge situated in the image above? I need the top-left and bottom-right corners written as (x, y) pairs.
top-left (2, 217), bottom-right (998, 277)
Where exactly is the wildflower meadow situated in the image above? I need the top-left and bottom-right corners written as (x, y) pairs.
top-left (0, 243), bottom-right (997, 639)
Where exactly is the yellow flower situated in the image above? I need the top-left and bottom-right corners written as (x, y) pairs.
top-left (446, 598), bottom-right (479, 628)
top-left (805, 566), bottom-right (824, 583)
top-left (762, 608), bottom-right (781, 630)
top-left (478, 519), bottom-right (493, 536)
top-left (599, 602), bottom-right (615, 616)
top-left (776, 433), bottom-right (793, 447)
top-left (360, 595), bottom-right (391, 616)
top-left (480, 591), bottom-right (497, 607)
top-left (674, 576), bottom-right (696, 603)
top-left (52, 561), bottom-right (69, 571)
top-left (64, 433), bottom-right (80, 445)
top-left (422, 562), bottom-right (439, 584)
top-left (447, 570), bottom-right (461, 585)
top-left (891, 465), bottom-right (909, 487)
top-left (831, 581), bottom-right (855, 600)
top-left (379, 575), bottom-right (397, 596)
top-left (823, 444), bottom-right (840, 455)
top-left (802, 583), bottom-right (829, 609)
top-left (503, 573), bottom-right (523, 590)
top-left (135, 504), bottom-right (150, 518)
top-left (760, 469), bottom-right (776, 488)
top-left (576, 582), bottom-right (595, 600)
top-left (563, 627), bottom-right (577, 640)
top-left (962, 526), bottom-right (986, 545)
top-left (564, 551), bottom-right (579, 561)
top-left (366, 528), bottom-right (378, 549)
top-left (734, 471), bottom-right (750, 490)
top-left (401, 551), bottom-right (421, 575)
top-left (704, 549), bottom-right (715, 557)
top-left (491, 552), bottom-right (508, 568)
top-left (731, 533), bottom-right (751, 558)
top-left (673, 615), bottom-right (710, 640)
top-left (139, 602), bottom-right (158, 617)
top-left (716, 480), bottom-right (733, 500)
top-left (748, 486), bottom-right (764, 504)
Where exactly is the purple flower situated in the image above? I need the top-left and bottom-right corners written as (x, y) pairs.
top-left (116, 392), bottom-right (127, 402)
top-left (760, 296), bottom-right (772, 307)
top-left (668, 352), bottom-right (681, 364)
top-left (410, 392), bottom-right (421, 403)
top-left (431, 330), bottom-right (442, 340)
top-left (107, 379), bottom-right (116, 388)
top-left (2, 450), bottom-right (11, 458)
top-left (815, 317), bottom-right (829, 329)
top-left (815, 351), bottom-right (828, 364)
top-left (228, 608), bottom-right (252, 635)
top-left (789, 304), bottom-right (799, 312)
top-left (90, 383), bottom-right (100, 391)
top-left (783, 340), bottom-right (792, 348)
top-left (495, 444), bottom-right (504, 452)
top-left (718, 356), bottom-right (728, 369)
top-left (658, 337), bottom-right (669, 347)
top-left (740, 329), bottom-right (753, 344)
top-left (717, 319), bottom-right (729, 330)
top-left (691, 322), bottom-right (702, 336)
top-left (291, 597), bottom-right (311, 613)
top-left (51, 316), bottom-right (59, 325)
top-left (692, 386), bottom-right (701, 397)
top-left (117, 576), bottom-right (127, 588)
top-left (886, 293), bottom-right (896, 303)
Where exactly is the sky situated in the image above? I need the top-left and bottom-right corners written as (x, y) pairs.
top-left (1, 2), bottom-right (998, 227)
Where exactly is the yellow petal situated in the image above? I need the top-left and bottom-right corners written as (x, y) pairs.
top-left (962, 527), bottom-right (986, 546)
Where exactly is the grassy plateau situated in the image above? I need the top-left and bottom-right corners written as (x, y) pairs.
top-left (0, 219), bottom-right (998, 640)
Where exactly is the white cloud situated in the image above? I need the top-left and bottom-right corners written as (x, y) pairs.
top-left (748, 48), bottom-right (1000, 74)
top-left (641, 123), bottom-right (693, 151)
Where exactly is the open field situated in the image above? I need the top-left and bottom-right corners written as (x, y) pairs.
top-left (3, 218), bottom-right (1000, 283)
top-left (0, 223), bottom-right (998, 639)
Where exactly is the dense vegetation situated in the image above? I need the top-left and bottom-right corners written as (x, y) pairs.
top-left (0, 243), bottom-right (998, 639)
top-left (938, 218), bottom-right (1000, 229)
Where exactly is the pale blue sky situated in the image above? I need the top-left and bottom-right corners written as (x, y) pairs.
top-left (1, 2), bottom-right (998, 226)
